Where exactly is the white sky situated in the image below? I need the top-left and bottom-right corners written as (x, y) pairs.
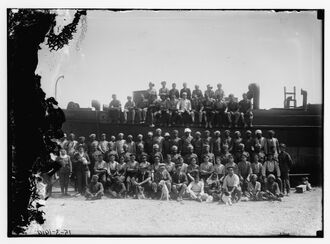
top-left (37, 10), bottom-right (322, 109)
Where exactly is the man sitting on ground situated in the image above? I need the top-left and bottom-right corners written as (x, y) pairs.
top-left (85, 175), bottom-right (104, 200)
top-left (171, 163), bottom-right (189, 201)
top-left (222, 166), bottom-right (241, 203)
top-left (187, 172), bottom-right (210, 202)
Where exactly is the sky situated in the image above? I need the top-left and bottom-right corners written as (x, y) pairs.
top-left (36, 10), bottom-right (322, 110)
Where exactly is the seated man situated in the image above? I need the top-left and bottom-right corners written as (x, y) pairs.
top-left (151, 163), bottom-right (172, 199)
top-left (109, 94), bottom-right (122, 124)
top-left (149, 95), bottom-right (161, 128)
top-left (176, 92), bottom-right (193, 126)
top-left (239, 93), bottom-right (253, 128)
top-left (180, 82), bottom-right (192, 99)
top-left (246, 174), bottom-right (262, 201)
top-left (227, 94), bottom-right (240, 128)
top-left (168, 94), bottom-right (179, 125)
top-left (93, 154), bottom-right (107, 185)
top-left (262, 153), bottom-right (282, 192)
top-left (85, 175), bottom-right (104, 200)
top-left (136, 93), bottom-right (149, 124)
top-left (237, 152), bottom-right (252, 195)
top-left (125, 153), bottom-right (140, 196)
top-left (154, 95), bottom-right (170, 126)
top-left (191, 93), bottom-right (203, 126)
top-left (262, 174), bottom-right (282, 201)
top-left (159, 81), bottom-right (169, 99)
top-left (187, 157), bottom-right (199, 182)
top-left (214, 96), bottom-right (227, 128)
top-left (199, 154), bottom-right (214, 182)
top-left (171, 163), bottom-right (189, 201)
top-left (187, 172), bottom-right (209, 202)
top-left (222, 166), bottom-right (241, 203)
top-left (192, 84), bottom-right (203, 99)
top-left (206, 172), bottom-right (222, 201)
top-left (123, 96), bottom-right (136, 124)
top-left (131, 159), bottom-right (152, 199)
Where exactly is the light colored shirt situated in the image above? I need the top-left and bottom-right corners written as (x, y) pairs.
top-left (188, 181), bottom-right (204, 194)
top-left (177, 98), bottom-right (192, 111)
top-left (262, 160), bottom-right (281, 177)
top-left (222, 174), bottom-right (240, 189)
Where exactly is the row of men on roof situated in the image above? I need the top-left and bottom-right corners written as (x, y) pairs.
top-left (50, 127), bottom-right (293, 202)
top-left (108, 81), bottom-right (253, 128)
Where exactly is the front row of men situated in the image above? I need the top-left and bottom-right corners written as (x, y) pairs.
top-left (84, 151), bottom-right (283, 203)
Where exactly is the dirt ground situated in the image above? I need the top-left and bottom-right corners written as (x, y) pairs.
top-left (38, 187), bottom-right (322, 236)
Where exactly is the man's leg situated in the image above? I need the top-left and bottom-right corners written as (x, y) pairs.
top-left (131, 109), bottom-right (136, 124)
top-left (179, 184), bottom-right (187, 199)
top-left (171, 185), bottom-right (179, 199)
top-left (234, 112), bottom-right (240, 127)
top-left (124, 109), bottom-right (128, 123)
top-left (276, 178), bottom-right (283, 195)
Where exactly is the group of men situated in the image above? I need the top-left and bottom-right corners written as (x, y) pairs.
top-left (108, 82), bottom-right (253, 129)
top-left (55, 127), bottom-right (293, 203)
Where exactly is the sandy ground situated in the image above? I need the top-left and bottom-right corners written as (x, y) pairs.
top-left (38, 187), bottom-right (322, 236)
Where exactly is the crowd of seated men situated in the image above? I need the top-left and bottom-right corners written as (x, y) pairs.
top-left (107, 81), bottom-right (253, 129)
top-left (52, 127), bottom-right (294, 203)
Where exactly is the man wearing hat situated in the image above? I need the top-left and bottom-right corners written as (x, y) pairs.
top-left (204, 84), bottom-right (215, 98)
top-left (239, 93), bottom-right (253, 128)
top-left (171, 163), bottom-right (189, 201)
top-left (214, 83), bottom-right (225, 100)
top-left (227, 94), bottom-right (240, 128)
top-left (211, 131), bottom-right (222, 157)
top-left (237, 152), bottom-right (252, 195)
top-left (222, 166), bottom-right (241, 203)
top-left (151, 162), bottom-right (172, 199)
top-left (180, 82), bottom-right (191, 99)
top-left (202, 94), bottom-right (215, 129)
top-left (169, 82), bottom-right (180, 99)
top-left (85, 175), bottom-right (104, 200)
top-left (192, 85), bottom-right (203, 99)
top-left (180, 128), bottom-right (194, 156)
top-left (159, 81), bottom-right (169, 99)
top-left (123, 96), bottom-right (136, 124)
top-left (278, 143), bottom-right (293, 196)
top-left (177, 92), bottom-right (193, 126)
top-left (109, 94), bottom-right (122, 124)
top-left (254, 130), bottom-right (266, 153)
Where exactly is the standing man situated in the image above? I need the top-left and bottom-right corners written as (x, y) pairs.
top-left (123, 96), bottom-right (136, 124)
top-left (109, 94), bottom-right (122, 124)
top-left (153, 128), bottom-right (165, 153)
top-left (177, 92), bottom-right (193, 126)
top-left (168, 94), bottom-right (179, 125)
top-left (169, 82), bottom-right (180, 99)
top-left (227, 94), bottom-right (240, 128)
top-left (159, 81), bottom-right (169, 99)
top-left (211, 131), bottom-right (222, 157)
top-left (192, 85), bottom-right (203, 99)
top-left (278, 143), bottom-right (293, 196)
top-left (180, 82), bottom-right (191, 99)
top-left (214, 83), bottom-right (225, 100)
top-left (115, 133), bottom-right (126, 155)
top-left (239, 93), bottom-right (253, 128)
top-left (136, 93), bottom-right (149, 124)
top-left (98, 133), bottom-right (109, 155)
top-left (192, 131), bottom-right (203, 163)
top-left (254, 130), bottom-right (267, 154)
top-left (204, 84), bottom-right (215, 99)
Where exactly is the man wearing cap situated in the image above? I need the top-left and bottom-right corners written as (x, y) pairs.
top-left (278, 143), bottom-right (293, 196)
top-left (214, 83), bottom-right (225, 101)
top-left (192, 85), bottom-right (203, 99)
top-left (262, 154), bottom-right (282, 192)
top-left (180, 128), bottom-right (194, 156)
top-left (211, 131), bottom-right (222, 157)
top-left (123, 96), bottom-right (136, 124)
top-left (227, 94), bottom-right (240, 128)
top-left (222, 166), bottom-right (241, 203)
top-left (170, 145), bottom-right (181, 165)
top-left (192, 131), bottom-right (203, 162)
top-left (180, 82), bottom-right (191, 99)
top-left (162, 132), bottom-right (172, 157)
top-left (109, 94), bottom-right (122, 124)
top-left (85, 175), bottom-right (104, 200)
top-left (239, 93), bottom-right (253, 128)
top-left (98, 133), bottom-right (109, 155)
top-left (177, 92), bottom-right (193, 126)
top-left (214, 95), bottom-right (228, 128)
top-left (151, 162), bottom-right (172, 199)
top-left (187, 172), bottom-right (209, 202)
top-left (169, 82), bottom-right (180, 99)
top-left (237, 152), bottom-right (252, 195)
top-left (191, 93), bottom-right (204, 126)
top-left (202, 94), bottom-right (215, 129)
top-left (153, 128), bottom-right (165, 153)
top-left (159, 81), bottom-right (169, 99)
top-left (115, 133), bottom-right (126, 155)
top-left (262, 174), bottom-right (282, 201)
top-left (204, 84), bottom-right (215, 99)
top-left (171, 163), bottom-right (189, 201)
